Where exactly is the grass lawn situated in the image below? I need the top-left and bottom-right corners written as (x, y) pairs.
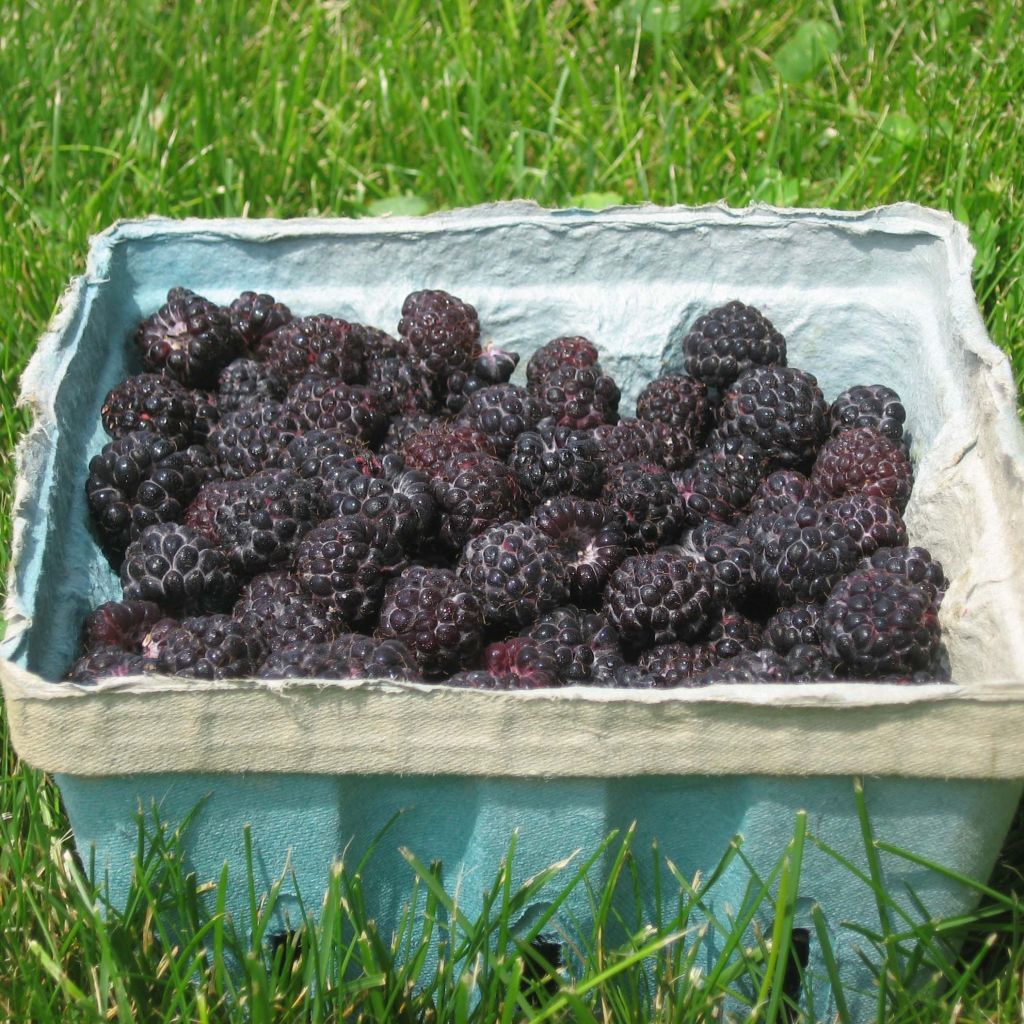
top-left (2, 0), bottom-right (1024, 1019)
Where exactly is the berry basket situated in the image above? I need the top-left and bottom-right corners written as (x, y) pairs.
top-left (4, 203), bottom-right (1024, 1018)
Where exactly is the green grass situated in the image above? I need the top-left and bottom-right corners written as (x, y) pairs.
top-left (2, 0), bottom-right (1024, 1019)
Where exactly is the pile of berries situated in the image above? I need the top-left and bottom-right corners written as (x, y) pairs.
top-left (67, 289), bottom-right (948, 688)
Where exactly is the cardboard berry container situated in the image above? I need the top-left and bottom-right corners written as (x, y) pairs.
top-left (4, 203), bottom-right (1024, 1018)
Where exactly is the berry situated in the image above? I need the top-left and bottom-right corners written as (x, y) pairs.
top-left (65, 646), bottom-right (156, 684)
top-left (184, 479), bottom-right (238, 539)
top-left (705, 608), bottom-right (764, 659)
top-left (603, 462), bottom-right (686, 552)
top-left (474, 346), bottom-right (520, 384)
top-left (533, 364), bottom-right (621, 430)
top-left (440, 369), bottom-right (487, 416)
top-left (716, 366), bottom-right (829, 468)
top-left (134, 287), bottom-right (236, 387)
top-left (121, 523), bottom-right (237, 611)
top-left (457, 521), bottom-right (571, 628)
top-left (862, 546), bottom-right (947, 607)
top-left (597, 664), bottom-right (658, 689)
top-left (785, 644), bottom-right (838, 682)
top-left (216, 358), bottom-right (287, 412)
top-left (381, 414), bottom-right (441, 457)
top-left (810, 428), bottom-right (913, 511)
top-left (604, 549), bottom-right (716, 648)
top-left (365, 347), bottom-right (436, 415)
top-left (592, 418), bottom-right (666, 468)
top-left (233, 571), bottom-right (339, 652)
top-left (398, 290), bottom-right (480, 383)
top-left (483, 637), bottom-right (562, 686)
top-left (402, 424), bottom-right (496, 475)
top-left (377, 566), bottom-right (484, 678)
top-left (322, 462), bottom-right (436, 551)
top-left (822, 569), bottom-right (941, 677)
top-left (671, 439), bottom-right (767, 528)
top-left (284, 378), bottom-right (389, 446)
top-left (766, 602), bottom-right (824, 654)
top-left (296, 514), bottom-right (409, 624)
top-left (522, 606), bottom-right (624, 684)
top-left (693, 648), bottom-right (791, 685)
top-left (508, 427), bottom-right (606, 502)
top-left (208, 401), bottom-right (303, 479)
top-left (688, 521), bottom-right (756, 604)
top-left (455, 384), bottom-right (542, 455)
top-left (822, 494), bottom-right (907, 558)
top-left (748, 469), bottom-right (816, 514)
top-left (101, 373), bottom-right (200, 446)
top-left (749, 502), bottom-right (863, 605)
top-left (637, 642), bottom-right (718, 687)
top-left (445, 667), bottom-right (560, 690)
top-left (156, 614), bottom-right (267, 679)
top-left (635, 374), bottom-right (710, 468)
top-left (280, 430), bottom-right (380, 480)
top-left (212, 470), bottom-right (323, 575)
top-left (229, 290), bottom-right (293, 355)
top-left (431, 451), bottom-right (527, 551)
top-left (258, 634), bottom-right (422, 682)
top-left (86, 431), bottom-right (202, 553)
top-left (829, 384), bottom-right (906, 442)
top-left (526, 336), bottom-right (599, 387)
top-left (680, 301), bottom-right (786, 388)
top-left (262, 315), bottom-right (367, 385)
top-left (531, 497), bottom-right (628, 605)
top-left (81, 600), bottom-right (164, 653)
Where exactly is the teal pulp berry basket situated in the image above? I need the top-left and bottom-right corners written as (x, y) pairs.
top-left (5, 204), bottom-right (1024, 1019)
